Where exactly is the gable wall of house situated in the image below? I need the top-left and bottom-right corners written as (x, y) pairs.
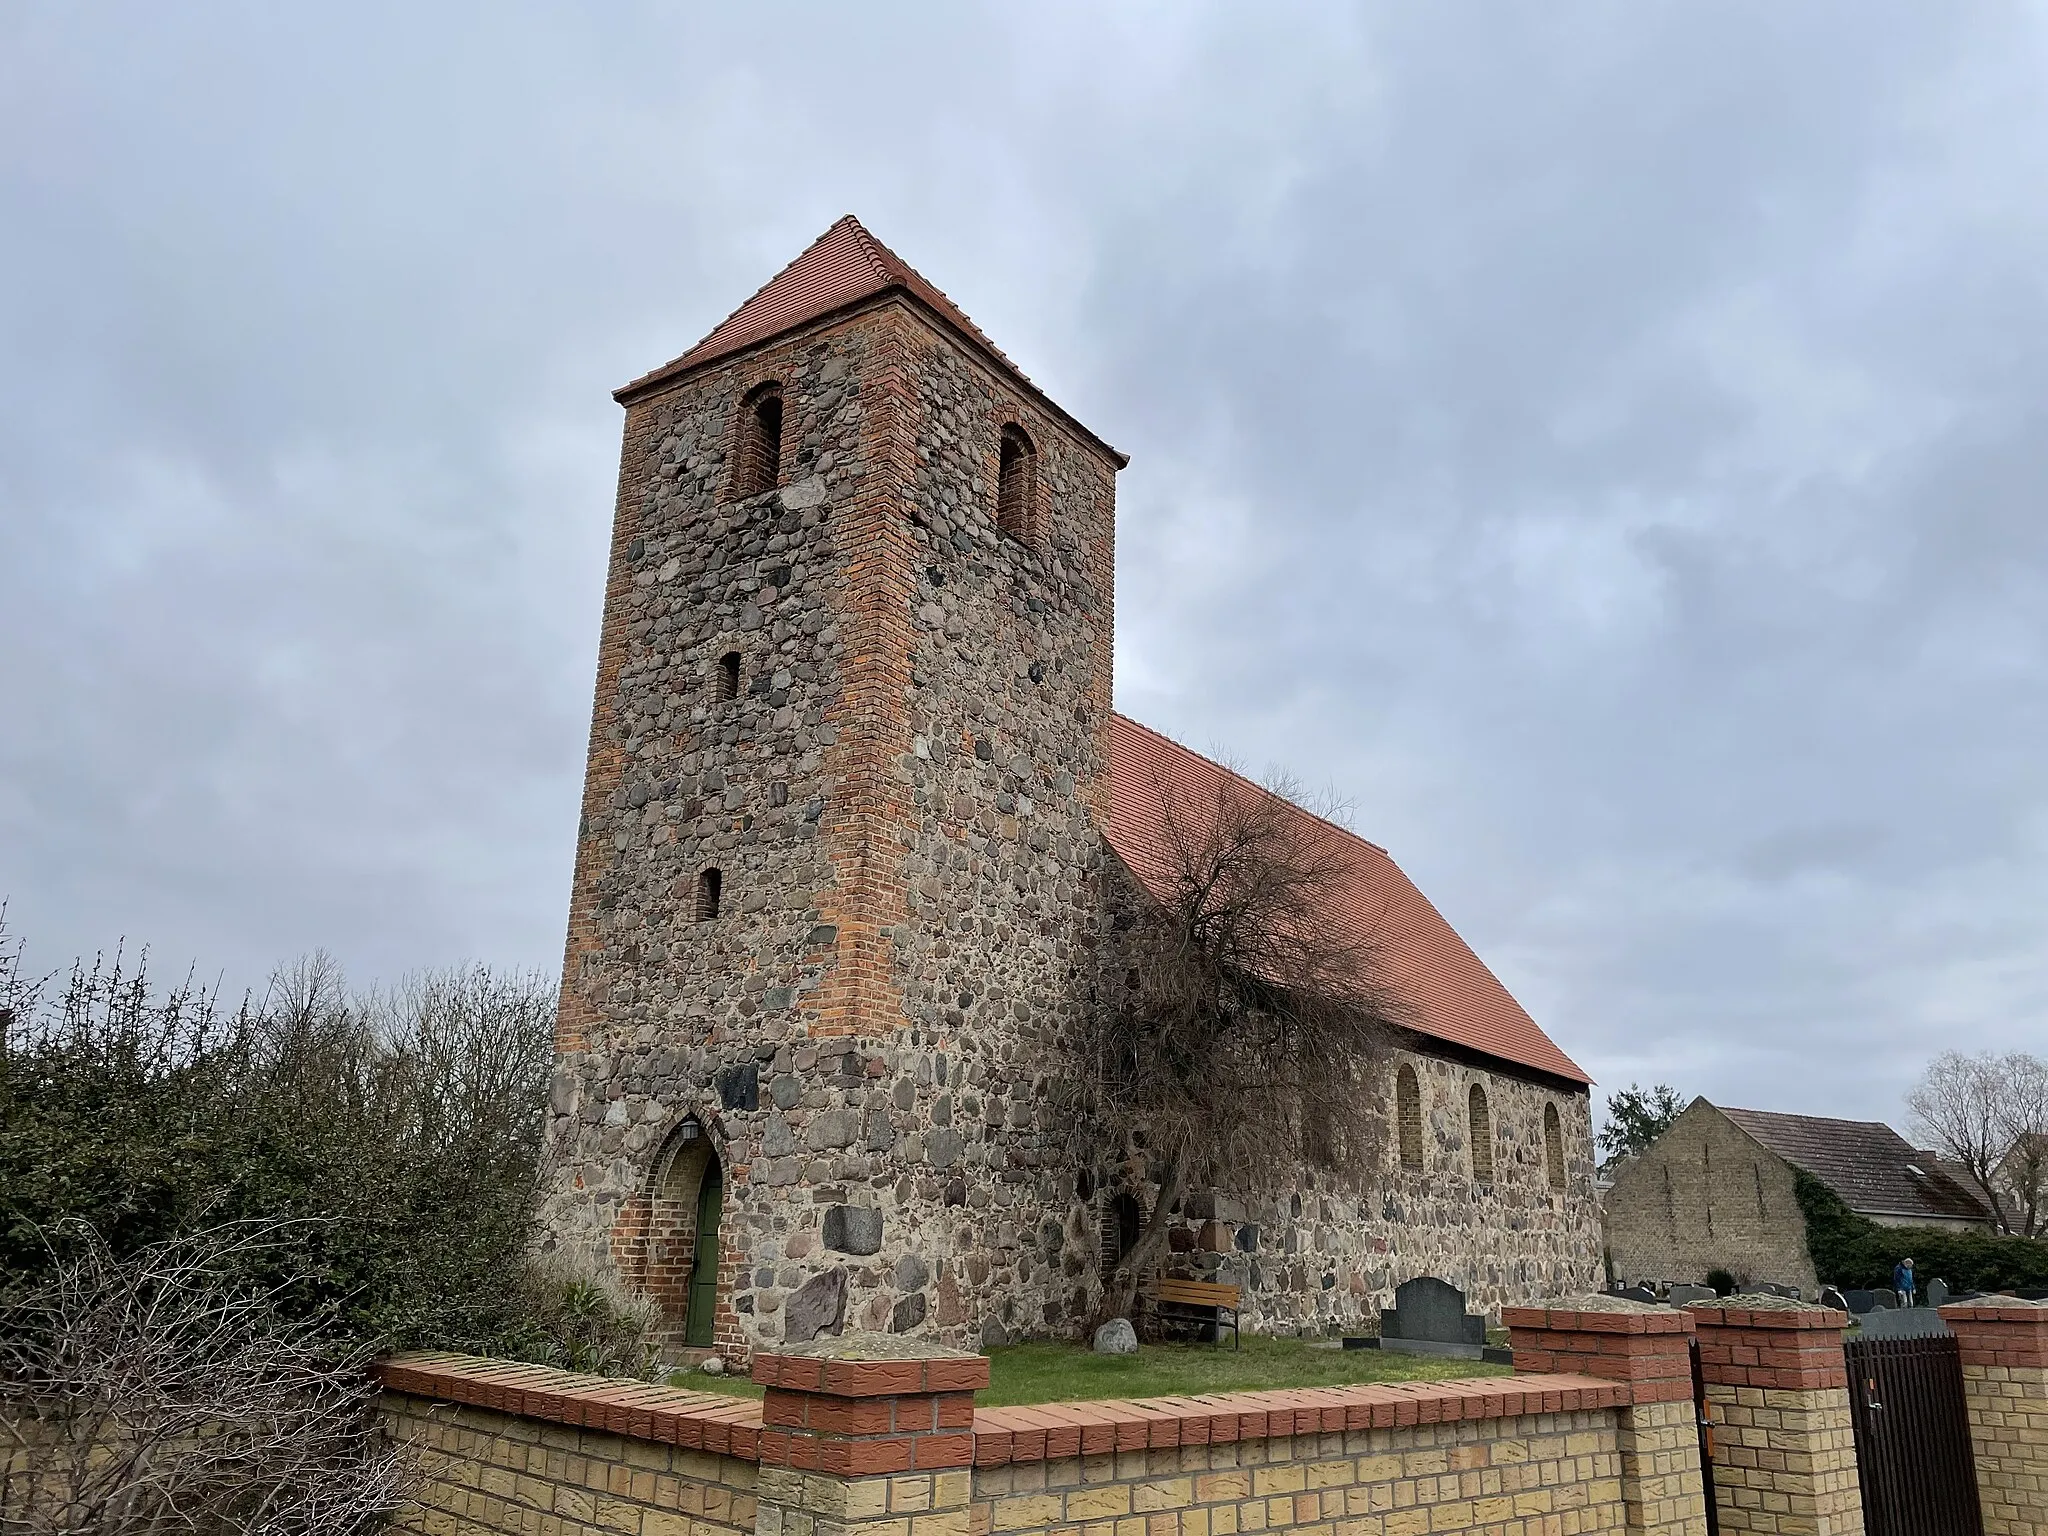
top-left (1602, 1101), bottom-right (1818, 1294)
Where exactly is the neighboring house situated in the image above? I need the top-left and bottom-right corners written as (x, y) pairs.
top-left (536, 215), bottom-right (1606, 1360)
top-left (1604, 1099), bottom-right (1997, 1294)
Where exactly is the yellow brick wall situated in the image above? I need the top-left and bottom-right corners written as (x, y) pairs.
top-left (1958, 1363), bottom-right (2048, 1536)
top-left (756, 1468), bottom-right (975, 1536)
top-left (966, 1412), bottom-right (1628, 1536)
top-left (382, 1390), bottom-right (760, 1536)
top-left (1700, 1385), bottom-right (1861, 1536)
top-left (1615, 1398), bottom-right (1709, 1536)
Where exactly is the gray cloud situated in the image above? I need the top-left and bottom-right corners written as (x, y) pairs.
top-left (6, 2), bottom-right (2048, 1129)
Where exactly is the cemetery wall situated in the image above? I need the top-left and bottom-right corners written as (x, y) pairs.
top-left (374, 1350), bottom-right (1641, 1536)
top-left (1602, 1098), bottom-right (1817, 1295)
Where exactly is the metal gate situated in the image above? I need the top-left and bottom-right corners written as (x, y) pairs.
top-left (1843, 1333), bottom-right (1983, 1536)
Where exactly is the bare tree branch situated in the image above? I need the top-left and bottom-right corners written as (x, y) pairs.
top-left (1069, 765), bottom-right (1406, 1334)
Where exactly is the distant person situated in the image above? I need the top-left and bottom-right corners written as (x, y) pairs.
top-left (1893, 1257), bottom-right (1917, 1307)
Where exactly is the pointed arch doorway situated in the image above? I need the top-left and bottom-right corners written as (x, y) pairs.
top-left (683, 1146), bottom-right (723, 1348)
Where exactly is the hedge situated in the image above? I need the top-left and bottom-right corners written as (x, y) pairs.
top-left (1793, 1168), bottom-right (2048, 1292)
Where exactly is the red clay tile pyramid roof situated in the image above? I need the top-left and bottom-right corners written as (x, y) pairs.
top-left (1107, 714), bottom-right (1591, 1086)
top-left (622, 215), bottom-right (1026, 397)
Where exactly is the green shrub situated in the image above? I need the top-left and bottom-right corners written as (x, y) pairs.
top-left (1793, 1168), bottom-right (2048, 1292)
top-left (0, 923), bottom-right (571, 1356)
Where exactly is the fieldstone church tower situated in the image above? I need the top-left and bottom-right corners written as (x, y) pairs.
top-left (539, 217), bottom-right (1603, 1360)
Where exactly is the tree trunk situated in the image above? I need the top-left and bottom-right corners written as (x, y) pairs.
top-left (1084, 1153), bottom-right (1190, 1337)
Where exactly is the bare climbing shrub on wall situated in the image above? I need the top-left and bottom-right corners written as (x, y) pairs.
top-left (0, 1221), bottom-right (411, 1535)
top-left (1074, 768), bottom-right (1405, 1334)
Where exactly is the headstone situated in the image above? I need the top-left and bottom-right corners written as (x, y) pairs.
top-left (1925, 1278), bottom-right (1949, 1310)
top-left (1377, 1277), bottom-right (1487, 1359)
top-left (1620, 1284), bottom-right (1660, 1305)
top-left (1667, 1284), bottom-right (1716, 1306)
top-left (1869, 1288), bottom-right (1897, 1310)
top-left (1858, 1306), bottom-right (1951, 1339)
top-left (1844, 1290), bottom-right (1877, 1314)
top-left (1819, 1286), bottom-right (1850, 1312)
top-left (2016, 1287), bottom-right (2048, 1301)
top-left (783, 1267), bottom-right (848, 1344)
top-left (1759, 1283), bottom-right (1801, 1300)
top-left (1093, 1317), bottom-right (1138, 1355)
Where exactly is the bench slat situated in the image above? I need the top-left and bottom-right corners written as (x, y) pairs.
top-left (1153, 1279), bottom-right (1242, 1308)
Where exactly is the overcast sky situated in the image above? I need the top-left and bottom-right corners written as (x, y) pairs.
top-left (7, 2), bottom-right (2048, 1130)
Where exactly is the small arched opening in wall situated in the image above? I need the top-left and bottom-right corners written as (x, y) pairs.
top-left (995, 422), bottom-right (1036, 542)
top-left (643, 1118), bottom-right (727, 1355)
top-left (1101, 1190), bottom-right (1143, 1281)
top-left (1395, 1063), bottom-right (1424, 1171)
top-left (1544, 1103), bottom-right (1566, 1192)
top-left (1468, 1083), bottom-right (1494, 1183)
top-left (729, 381), bottom-right (784, 501)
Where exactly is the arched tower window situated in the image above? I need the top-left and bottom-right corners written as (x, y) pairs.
top-left (644, 1121), bottom-right (725, 1354)
top-left (1544, 1103), bottom-right (1566, 1191)
top-left (730, 382), bottom-right (783, 500)
top-left (1468, 1084), bottom-right (1494, 1183)
top-left (1396, 1064), bottom-right (1424, 1171)
top-left (719, 651), bottom-right (741, 700)
top-left (996, 423), bottom-right (1035, 541)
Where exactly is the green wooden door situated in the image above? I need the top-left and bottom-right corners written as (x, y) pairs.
top-left (684, 1153), bottom-right (722, 1348)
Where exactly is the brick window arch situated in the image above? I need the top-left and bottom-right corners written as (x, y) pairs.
top-left (1468, 1083), bottom-right (1494, 1183)
top-left (1544, 1103), bottom-right (1566, 1191)
top-left (996, 423), bottom-right (1035, 542)
top-left (729, 382), bottom-right (783, 501)
top-left (1396, 1064), bottom-right (1424, 1171)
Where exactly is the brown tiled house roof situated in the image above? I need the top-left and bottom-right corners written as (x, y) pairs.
top-left (617, 216), bottom-right (1126, 464)
top-left (1106, 713), bottom-right (1592, 1087)
top-left (1719, 1106), bottom-right (1996, 1225)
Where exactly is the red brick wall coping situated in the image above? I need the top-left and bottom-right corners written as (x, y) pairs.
top-left (1941, 1301), bottom-right (2048, 1370)
top-left (1501, 1305), bottom-right (1696, 1405)
top-left (375, 1352), bottom-right (767, 1458)
top-left (1687, 1303), bottom-right (1850, 1393)
top-left (969, 1374), bottom-right (1624, 1467)
top-left (753, 1350), bottom-right (990, 1397)
top-left (375, 1353), bottom-right (1623, 1471)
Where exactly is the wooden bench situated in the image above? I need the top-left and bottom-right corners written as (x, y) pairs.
top-left (1150, 1277), bottom-right (1242, 1348)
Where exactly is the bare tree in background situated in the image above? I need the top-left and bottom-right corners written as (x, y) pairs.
top-left (1073, 768), bottom-right (1404, 1335)
top-left (1908, 1050), bottom-right (2048, 1237)
top-left (0, 1221), bottom-right (412, 1536)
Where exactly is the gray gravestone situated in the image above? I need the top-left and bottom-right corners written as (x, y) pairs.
top-left (1620, 1284), bottom-right (1660, 1305)
top-left (1858, 1306), bottom-right (1951, 1340)
top-left (1667, 1284), bottom-right (1716, 1306)
top-left (1925, 1278), bottom-right (1949, 1310)
top-left (1378, 1277), bottom-right (1487, 1359)
top-left (1870, 1288), bottom-right (1897, 1310)
top-left (1759, 1283), bottom-right (1801, 1300)
top-left (1844, 1290), bottom-right (1876, 1314)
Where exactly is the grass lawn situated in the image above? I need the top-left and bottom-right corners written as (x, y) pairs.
top-left (672, 1336), bottom-right (1507, 1406)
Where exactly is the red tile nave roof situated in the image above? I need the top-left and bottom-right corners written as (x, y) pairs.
top-left (1107, 714), bottom-right (1591, 1086)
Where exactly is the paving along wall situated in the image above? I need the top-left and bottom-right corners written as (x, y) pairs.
top-left (538, 285), bottom-right (1604, 1362)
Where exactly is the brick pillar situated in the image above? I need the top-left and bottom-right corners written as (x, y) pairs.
top-left (1689, 1302), bottom-right (1862, 1536)
top-left (750, 1339), bottom-right (989, 1536)
top-left (1504, 1302), bottom-right (1709, 1535)
top-left (1941, 1298), bottom-right (2048, 1534)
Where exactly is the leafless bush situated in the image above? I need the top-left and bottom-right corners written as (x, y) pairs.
top-left (1075, 765), bottom-right (1405, 1332)
top-left (0, 1221), bottom-right (411, 1536)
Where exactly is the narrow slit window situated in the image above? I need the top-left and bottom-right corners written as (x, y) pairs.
top-left (1544, 1103), bottom-right (1566, 1192)
top-left (719, 652), bottom-right (741, 700)
top-left (696, 868), bottom-right (723, 921)
top-left (730, 384), bottom-right (783, 500)
top-left (996, 424), bottom-right (1035, 541)
top-left (1468, 1084), bottom-right (1494, 1183)
top-left (1396, 1064), bottom-right (1423, 1172)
